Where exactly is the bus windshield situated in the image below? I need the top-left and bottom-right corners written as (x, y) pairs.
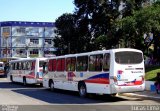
top-left (39, 61), bottom-right (47, 67)
top-left (0, 64), bottom-right (3, 67)
top-left (115, 51), bottom-right (143, 64)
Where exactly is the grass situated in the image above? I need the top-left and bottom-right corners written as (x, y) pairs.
top-left (145, 65), bottom-right (160, 81)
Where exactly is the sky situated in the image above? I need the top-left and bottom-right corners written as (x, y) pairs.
top-left (0, 0), bottom-right (75, 22)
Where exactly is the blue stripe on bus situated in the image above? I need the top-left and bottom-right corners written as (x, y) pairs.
top-left (87, 73), bottom-right (109, 79)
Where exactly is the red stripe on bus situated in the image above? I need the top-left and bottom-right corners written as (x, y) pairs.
top-left (25, 72), bottom-right (35, 79)
top-left (85, 78), bottom-right (109, 84)
top-left (25, 75), bottom-right (35, 79)
top-left (118, 80), bottom-right (143, 86)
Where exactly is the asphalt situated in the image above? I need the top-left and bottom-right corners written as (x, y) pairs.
top-left (119, 90), bottom-right (160, 100)
top-left (1, 77), bottom-right (160, 101)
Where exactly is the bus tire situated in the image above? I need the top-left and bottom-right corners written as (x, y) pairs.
top-left (49, 80), bottom-right (54, 91)
top-left (78, 83), bottom-right (87, 97)
top-left (23, 77), bottom-right (27, 86)
top-left (10, 75), bottom-right (13, 82)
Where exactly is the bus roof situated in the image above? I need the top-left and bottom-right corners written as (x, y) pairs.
top-left (47, 48), bottom-right (142, 59)
top-left (9, 57), bottom-right (48, 63)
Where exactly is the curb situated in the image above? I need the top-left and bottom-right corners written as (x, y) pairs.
top-left (118, 92), bottom-right (160, 100)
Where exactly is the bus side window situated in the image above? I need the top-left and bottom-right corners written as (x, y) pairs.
top-left (20, 62), bottom-right (24, 71)
top-left (26, 62), bottom-right (31, 70)
top-left (89, 54), bottom-right (103, 71)
top-left (12, 63), bottom-right (15, 70)
top-left (56, 58), bottom-right (65, 71)
top-left (66, 58), bottom-right (71, 71)
top-left (76, 56), bottom-right (88, 71)
top-left (19, 62), bottom-right (22, 70)
top-left (89, 56), bottom-right (95, 71)
top-left (53, 59), bottom-right (56, 71)
top-left (103, 53), bottom-right (110, 71)
top-left (22, 62), bottom-right (25, 70)
top-left (48, 59), bottom-right (53, 71)
top-left (66, 57), bottom-right (76, 71)
top-left (31, 61), bottom-right (35, 70)
top-left (16, 63), bottom-right (19, 70)
top-left (96, 54), bottom-right (103, 71)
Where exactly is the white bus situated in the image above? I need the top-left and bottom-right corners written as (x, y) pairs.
top-left (43, 48), bottom-right (145, 97)
top-left (0, 62), bottom-right (5, 76)
top-left (8, 58), bottom-right (48, 85)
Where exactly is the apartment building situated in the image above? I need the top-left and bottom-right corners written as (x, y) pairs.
top-left (0, 21), bottom-right (57, 62)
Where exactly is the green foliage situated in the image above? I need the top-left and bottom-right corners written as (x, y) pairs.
top-left (145, 65), bottom-right (160, 81)
top-left (53, 0), bottom-right (160, 55)
top-left (116, 2), bottom-right (160, 50)
top-left (54, 13), bottom-right (79, 55)
top-left (74, 0), bottom-right (121, 50)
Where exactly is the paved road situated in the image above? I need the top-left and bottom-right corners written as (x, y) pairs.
top-left (0, 77), bottom-right (159, 111)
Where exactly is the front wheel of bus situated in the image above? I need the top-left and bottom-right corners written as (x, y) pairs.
top-left (49, 81), bottom-right (54, 91)
top-left (23, 77), bottom-right (27, 86)
top-left (10, 75), bottom-right (13, 82)
top-left (78, 83), bottom-right (87, 97)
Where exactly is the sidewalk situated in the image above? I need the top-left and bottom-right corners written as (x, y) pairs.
top-left (119, 90), bottom-right (160, 100)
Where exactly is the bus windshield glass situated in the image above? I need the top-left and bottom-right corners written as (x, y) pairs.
top-left (39, 61), bottom-right (47, 67)
top-left (0, 64), bottom-right (3, 67)
top-left (115, 51), bottom-right (143, 64)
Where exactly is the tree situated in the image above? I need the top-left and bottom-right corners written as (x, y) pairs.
top-left (117, 2), bottom-right (160, 59)
top-left (54, 0), bottom-right (159, 55)
top-left (53, 13), bottom-right (77, 55)
top-left (54, 13), bottom-right (91, 55)
top-left (121, 0), bottom-right (148, 17)
top-left (74, 0), bottom-right (121, 50)
top-left (74, 0), bottom-right (149, 50)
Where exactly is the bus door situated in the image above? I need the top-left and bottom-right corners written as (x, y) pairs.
top-left (37, 60), bottom-right (47, 79)
top-left (0, 62), bottom-right (4, 75)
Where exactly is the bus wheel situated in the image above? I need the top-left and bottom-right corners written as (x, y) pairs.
top-left (49, 81), bottom-right (54, 91)
top-left (78, 83), bottom-right (87, 97)
top-left (23, 77), bottom-right (27, 86)
top-left (10, 76), bottom-right (13, 82)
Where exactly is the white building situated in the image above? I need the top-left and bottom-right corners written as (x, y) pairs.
top-left (0, 21), bottom-right (58, 61)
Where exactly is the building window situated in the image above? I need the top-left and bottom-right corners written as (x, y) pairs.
top-left (16, 27), bottom-right (25, 34)
top-left (45, 27), bottom-right (54, 37)
top-left (30, 49), bottom-right (39, 55)
top-left (16, 37), bottom-right (26, 44)
top-left (30, 38), bottom-right (39, 44)
top-left (16, 49), bottom-right (26, 54)
top-left (26, 27), bottom-right (39, 36)
top-left (54, 29), bottom-right (60, 34)
top-left (2, 38), bottom-right (7, 46)
top-left (44, 50), bottom-right (53, 54)
top-left (2, 27), bottom-right (10, 36)
top-left (2, 27), bottom-right (10, 33)
top-left (45, 39), bottom-right (52, 45)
